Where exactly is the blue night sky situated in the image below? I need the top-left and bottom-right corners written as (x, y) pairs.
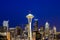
top-left (0, 0), bottom-right (60, 31)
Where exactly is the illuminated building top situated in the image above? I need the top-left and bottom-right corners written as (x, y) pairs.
top-left (53, 26), bottom-right (56, 31)
top-left (45, 22), bottom-right (49, 29)
top-left (3, 20), bottom-right (9, 27)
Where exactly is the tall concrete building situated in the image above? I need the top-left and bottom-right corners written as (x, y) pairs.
top-left (45, 22), bottom-right (50, 39)
top-left (3, 20), bottom-right (9, 32)
top-left (45, 22), bottom-right (49, 30)
top-left (53, 26), bottom-right (56, 34)
top-left (34, 19), bottom-right (38, 31)
top-left (53, 26), bottom-right (57, 39)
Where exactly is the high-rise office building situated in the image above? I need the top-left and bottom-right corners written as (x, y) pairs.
top-left (16, 26), bottom-right (23, 35)
top-left (53, 26), bottom-right (56, 34)
top-left (45, 22), bottom-right (49, 30)
top-left (3, 20), bottom-right (9, 32)
top-left (53, 26), bottom-right (57, 39)
top-left (33, 19), bottom-right (39, 40)
top-left (40, 26), bottom-right (44, 40)
top-left (34, 19), bottom-right (38, 31)
top-left (45, 22), bottom-right (50, 40)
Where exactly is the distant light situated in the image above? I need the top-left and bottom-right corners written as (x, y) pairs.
top-left (53, 26), bottom-right (56, 30)
top-left (38, 29), bottom-right (40, 31)
top-left (45, 22), bottom-right (49, 25)
top-left (34, 19), bottom-right (38, 21)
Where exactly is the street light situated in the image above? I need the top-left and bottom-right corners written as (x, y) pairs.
top-left (26, 14), bottom-right (34, 40)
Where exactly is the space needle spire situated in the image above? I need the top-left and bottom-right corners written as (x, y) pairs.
top-left (26, 11), bottom-right (34, 40)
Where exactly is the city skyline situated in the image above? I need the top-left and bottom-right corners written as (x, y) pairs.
top-left (0, 0), bottom-right (60, 31)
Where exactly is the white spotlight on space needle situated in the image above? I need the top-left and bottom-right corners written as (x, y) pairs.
top-left (26, 13), bottom-right (34, 40)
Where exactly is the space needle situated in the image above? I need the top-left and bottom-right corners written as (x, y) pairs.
top-left (26, 13), bottom-right (34, 40)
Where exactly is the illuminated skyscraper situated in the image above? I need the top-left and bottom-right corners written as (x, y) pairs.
top-left (45, 22), bottom-right (49, 39)
top-left (53, 26), bottom-right (56, 39)
top-left (34, 19), bottom-right (38, 31)
top-left (3, 20), bottom-right (9, 32)
top-left (45, 22), bottom-right (49, 29)
top-left (40, 26), bottom-right (44, 40)
top-left (53, 26), bottom-right (56, 34)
